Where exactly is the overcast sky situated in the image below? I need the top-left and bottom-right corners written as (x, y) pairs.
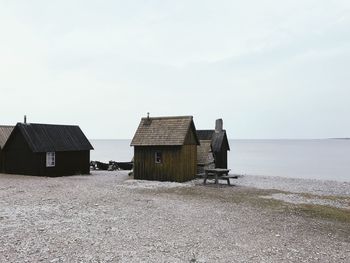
top-left (1, 0), bottom-right (349, 139)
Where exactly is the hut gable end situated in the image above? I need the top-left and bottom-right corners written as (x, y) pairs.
top-left (184, 122), bottom-right (200, 145)
top-left (2, 127), bottom-right (32, 152)
top-left (212, 131), bottom-right (230, 152)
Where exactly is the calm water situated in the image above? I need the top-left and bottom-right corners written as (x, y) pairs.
top-left (90, 139), bottom-right (350, 182)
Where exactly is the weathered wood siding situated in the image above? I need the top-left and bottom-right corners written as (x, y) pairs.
top-left (134, 145), bottom-right (197, 182)
top-left (184, 124), bottom-right (198, 145)
top-left (179, 145), bottom-right (197, 181)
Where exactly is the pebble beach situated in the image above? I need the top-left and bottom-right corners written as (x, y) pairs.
top-left (0, 171), bottom-right (349, 262)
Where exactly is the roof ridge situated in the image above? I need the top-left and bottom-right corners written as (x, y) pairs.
top-left (17, 122), bottom-right (80, 127)
top-left (141, 115), bottom-right (193, 120)
top-left (11, 122), bottom-right (93, 152)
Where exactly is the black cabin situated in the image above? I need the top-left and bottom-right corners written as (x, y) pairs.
top-left (197, 119), bottom-right (230, 169)
top-left (2, 123), bottom-right (93, 176)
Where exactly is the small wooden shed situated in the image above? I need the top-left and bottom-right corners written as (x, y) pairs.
top-left (197, 119), bottom-right (230, 171)
top-left (2, 123), bottom-right (93, 176)
top-left (131, 116), bottom-right (199, 182)
top-left (0, 125), bottom-right (14, 172)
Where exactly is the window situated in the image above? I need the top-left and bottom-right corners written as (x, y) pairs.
top-left (46, 152), bottom-right (55, 167)
top-left (155, 152), bottom-right (162, 164)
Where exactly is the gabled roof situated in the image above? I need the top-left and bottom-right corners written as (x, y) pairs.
top-left (197, 130), bottom-right (214, 141)
top-left (0, 125), bottom-right (14, 149)
top-left (131, 116), bottom-right (199, 146)
top-left (4, 123), bottom-right (94, 153)
top-left (212, 131), bottom-right (230, 152)
top-left (196, 129), bottom-right (230, 152)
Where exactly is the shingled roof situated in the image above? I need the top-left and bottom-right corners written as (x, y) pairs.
top-left (0, 125), bottom-right (14, 149)
top-left (197, 130), bottom-right (214, 141)
top-left (131, 116), bottom-right (199, 146)
top-left (196, 129), bottom-right (230, 152)
top-left (4, 123), bottom-right (94, 153)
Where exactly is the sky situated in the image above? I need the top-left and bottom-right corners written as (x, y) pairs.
top-left (1, 0), bottom-right (350, 139)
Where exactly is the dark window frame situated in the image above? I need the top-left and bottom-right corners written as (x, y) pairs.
top-left (155, 151), bottom-right (162, 164)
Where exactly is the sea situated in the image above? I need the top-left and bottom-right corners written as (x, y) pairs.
top-left (90, 139), bottom-right (350, 182)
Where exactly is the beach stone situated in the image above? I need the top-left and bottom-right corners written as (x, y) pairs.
top-left (0, 170), bottom-right (349, 263)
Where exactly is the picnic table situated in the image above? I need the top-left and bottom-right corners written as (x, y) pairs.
top-left (203, 168), bottom-right (238, 185)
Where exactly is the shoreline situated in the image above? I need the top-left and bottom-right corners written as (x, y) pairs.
top-left (90, 138), bottom-right (350, 183)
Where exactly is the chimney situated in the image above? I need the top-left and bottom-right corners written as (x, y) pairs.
top-left (24, 115), bottom-right (27, 124)
top-left (215, 119), bottom-right (223, 133)
top-left (144, 112), bottom-right (152, 125)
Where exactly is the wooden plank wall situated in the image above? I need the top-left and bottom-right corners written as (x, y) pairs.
top-left (179, 145), bottom-right (197, 181)
top-left (134, 145), bottom-right (197, 182)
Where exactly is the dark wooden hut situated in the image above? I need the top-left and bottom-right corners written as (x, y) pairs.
top-left (0, 125), bottom-right (14, 172)
top-left (197, 119), bottom-right (230, 171)
top-left (2, 123), bottom-right (93, 176)
top-left (131, 116), bottom-right (199, 182)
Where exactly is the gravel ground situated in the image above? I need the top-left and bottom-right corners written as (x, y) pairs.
top-left (233, 174), bottom-right (350, 209)
top-left (234, 174), bottom-right (350, 196)
top-left (261, 193), bottom-right (350, 209)
top-left (0, 171), bottom-right (349, 263)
